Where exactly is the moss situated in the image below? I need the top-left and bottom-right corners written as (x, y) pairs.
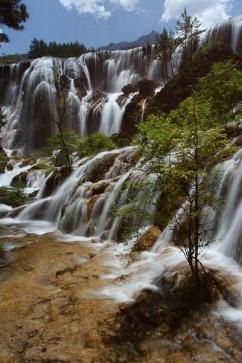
top-left (0, 187), bottom-right (27, 207)
top-left (0, 150), bottom-right (8, 174)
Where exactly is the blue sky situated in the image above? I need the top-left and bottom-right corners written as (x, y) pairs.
top-left (1, 0), bottom-right (242, 55)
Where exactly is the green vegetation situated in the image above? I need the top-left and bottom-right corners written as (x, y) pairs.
top-left (0, 0), bottom-right (28, 45)
top-left (44, 131), bottom-right (118, 169)
top-left (28, 39), bottom-right (87, 59)
top-left (118, 59), bottom-right (242, 291)
top-left (0, 187), bottom-right (27, 207)
top-left (150, 23), bottom-right (242, 115)
top-left (155, 8), bottom-right (205, 84)
top-left (78, 133), bottom-right (118, 158)
top-left (0, 149), bottom-right (8, 174)
top-left (0, 53), bottom-right (26, 64)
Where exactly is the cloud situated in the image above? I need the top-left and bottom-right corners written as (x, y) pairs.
top-left (161, 0), bottom-right (234, 28)
top-left (59, 0), bottom-right (141, 19)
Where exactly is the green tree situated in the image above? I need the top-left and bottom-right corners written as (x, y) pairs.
top-left (53, 67), bottom-right (73, 172)
top-left (133, 95), bottom-right (233, 290)
top-left (176, 8), bottom-right (205, 64)
top-left (78, 133), bottom-right (117, 158)
top-left (44, 130), bottom-right (81, 170)
top-left (156, 28), bottom-right (177, 82)
top-left (198, 60), bottom-right (242, 121)
top-left (28, 39), bottom-right (87, 59)
top-left (0, 0), bottom-right (28, 44)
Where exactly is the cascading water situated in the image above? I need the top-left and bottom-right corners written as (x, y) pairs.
top-left (0, 47), bottom-right (162, 153)
top-left (1, 16), bottom-right (242, 331)
top-left (15, 147), bottom-right (142, 239)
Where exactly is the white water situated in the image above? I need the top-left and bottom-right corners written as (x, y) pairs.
top-left (0, 162), bottom-right (32, 187)
top-left (1, 16), bottom-right (242, 334)
top-left (1, 47), bottom-right (162, 153)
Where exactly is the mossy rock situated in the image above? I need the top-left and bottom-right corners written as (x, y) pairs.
top-left (111, 132), bottom-right (131, 147)
top-left (0, 187), bottom-right (27, 207)
top-left (11, 171), bottom-right (28, 188)
top-left (0, 150), bottom-right (8, 174)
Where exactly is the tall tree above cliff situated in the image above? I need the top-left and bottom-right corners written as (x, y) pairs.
top-left (0, 0), bottom-right (28, 43)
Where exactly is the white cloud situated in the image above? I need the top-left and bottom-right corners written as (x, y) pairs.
top-left (161, 0), bottom-right (234, 28)
top-left (59, 0), bottom-right (141, 19)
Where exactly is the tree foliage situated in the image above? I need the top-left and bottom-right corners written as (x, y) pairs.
top-left (156, 28), bottom-right (177, 82)
top-left (78, 133), bottom-right (117, 159)
top-left (28, 39), bottom-right (87, 59)
top-left (155, 9), bottom-right (205, 84)
top-left (0, 0), bottom-right (28, 44)
top-left (124, 60), bottom-right (242, 288)
top-left (199, 60), bottom-right (242, 120)
top-left (44, 131), bottom-right (118, 169)
top-left (136, 97), bottom-right (232, 287)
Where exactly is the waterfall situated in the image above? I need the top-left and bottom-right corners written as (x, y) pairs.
top-left (17, 147), bottom-right (141, 239)
top-left (206, 16), bottom-right (242, 54)
top-left (0, 47), bottom-right (162, 153)
top-left (0, 162), bottom-right (32, 187)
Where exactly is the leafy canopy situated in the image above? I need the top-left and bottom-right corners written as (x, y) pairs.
top-left (0, 0), bottom-right (28, 44)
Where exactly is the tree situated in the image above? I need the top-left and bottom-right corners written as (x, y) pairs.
top-left (198, 60), bottom-right (242, 121)
top-left (176, 8), bottom-right (205, 64)
top-left (44, 130), bottom-right (81, 169)
top-left (53, 67), bottom-right (73, 172)
top-left (136, 96), bottom-right (231, 290)
top-left (162, 100), bottom-right (229, 287)
top-left (156, 28), bottom-right (177, 82)
top-left (78, 133), bottom-right (117, 158)
top-left (28, 39), bottom-right (87, 59)
top-left (0, 0), bottom-right (28, 44)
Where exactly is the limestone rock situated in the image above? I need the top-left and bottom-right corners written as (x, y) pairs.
top-left (133, 226), bottom-right (161, 252)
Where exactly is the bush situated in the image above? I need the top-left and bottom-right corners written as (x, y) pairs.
top-left (78, 133), bottom-right (118, 158)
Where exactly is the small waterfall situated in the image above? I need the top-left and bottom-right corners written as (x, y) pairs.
top-left (17, 147), bottom-right (140, 239)
top-left (25, 169), bottom-right (46, 195)
top-left (0, 162), bottom-right (32, 187)
top-left (207, 16), bottom-right (242, 55)
top-left (209, 150), bottom-right (242, 263)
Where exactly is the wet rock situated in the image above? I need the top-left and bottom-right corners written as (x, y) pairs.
top-left (60, 74), bottom-right (71, 90)
top-left (74, 77), bottom-right (87, 99)
top-left (11, 171), bottom-right (28, 188)
top-left (88, 154), bottom-right (117, 182)
top-left (6, 205), bottom-right (25, 218)
top-left (122, 84), bottom-right (138, 95)
top-left (56, 265), bottom-right (79, 278)
top-left (133, 226), bottom-right (161, 252)
top-left (92, 89), bottom-right (105, 102)
top-left (111, 132), bottom-right (131, 148)
top-left (6, 162), bottom-right (14, 171)
top-left (20, 158), bottom-right (36, 167)
top-left (42, 169), bottom-right (69, 197)
top-left (137, 79), bottom-right (158, 97)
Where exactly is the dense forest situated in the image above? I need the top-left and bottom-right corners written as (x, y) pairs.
top-left (28, 38), bottom-right (88, 59)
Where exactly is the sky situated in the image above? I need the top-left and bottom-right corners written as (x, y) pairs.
top-left (1, 0), bottom-right (242, 55)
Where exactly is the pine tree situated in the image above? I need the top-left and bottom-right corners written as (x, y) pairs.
top-left (176, 8), bottom-right (205, 64)
top-left (0, 0), bottom-right (28, 44)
